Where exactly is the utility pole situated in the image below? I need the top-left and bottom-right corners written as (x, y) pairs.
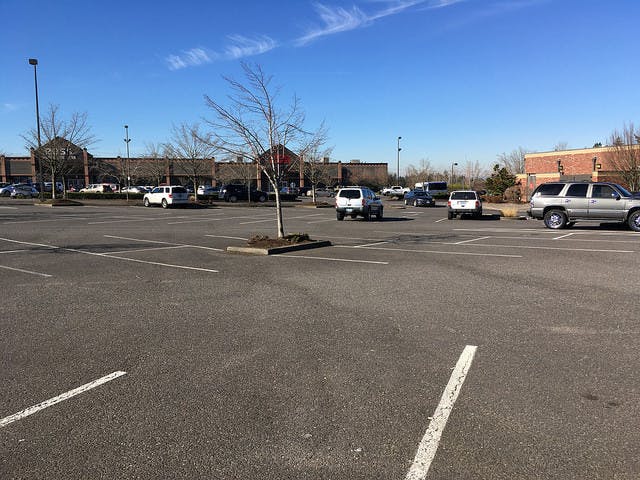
top-left (124, 125), bottom-right (131, 202)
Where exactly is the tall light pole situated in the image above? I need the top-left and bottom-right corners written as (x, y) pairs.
top-left (28, 58), bottom-right (44, 200)
top-left (124, 125), bottom-right (131, 202)
top-left (451, 162), bottom-right (458, 185)
top-left (397, 136), bottom-right (402, 183)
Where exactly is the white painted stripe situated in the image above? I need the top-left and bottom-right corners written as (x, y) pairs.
top-left (205, 235), bottom-right (249, 241)
top-left (435, 218), bottom-right (447, 223)
top-left (307, 218), bottom-right (336, 224)
top-left (553, 232), bottom-right (575, 240)
top-left (279, 254), bottom-right (388, 265)
top-left (103, 245), bottom-right (189, 255)
top-left (104, 235), bottom-right (223, 252)
top-left (356, 241), bottom-right (389, 248)
top-left (0, 264), bottom-right (52, 277)
top-left (454, 236), bottom-right (490, 245)
top-left (335, 245), bottom-right (522, 258)
top-left (65, 248), bottom-right (220, 273)
top-left (0, 371), bottom-right (127, 428)
top-left (0, 250), bottom-right (27, 254)
top-left (405, 346), bottom-right (477, 480)
top-left (238, 213), bottom-right (324, 225)
top-left (0, 237), bottom-right (55, 249)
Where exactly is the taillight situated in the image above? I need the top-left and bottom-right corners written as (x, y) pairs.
top-left (169, 194), bottom-right (173, 198)
top-left (362, 199), bottom-right (365, 206)
top-left (475, 200), bottom-right (479, 207)
top-left (447, 200), bottom-right (451, 207)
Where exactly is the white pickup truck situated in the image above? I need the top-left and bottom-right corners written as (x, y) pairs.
top-left (382, 185), bottom-right (410, 197)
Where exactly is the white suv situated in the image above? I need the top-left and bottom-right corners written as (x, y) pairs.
top-left (335, 186), bottom-right (383, 221)
top-left (143, 186), bottom-right (189, 208)
top-left (447, 190), bottom-right (483, 219)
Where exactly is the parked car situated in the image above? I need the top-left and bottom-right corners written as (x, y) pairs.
top-left (528, 181), bottom-right (640, 231)
top-left (447, 190), bottom-right (483, 219)
top-left (306, 187), bottom-right (334, 198)
top-left (143, 185), bottom-right (189, 208)
top-left (9, 184), bottom-right (39, 198)
top-left (403, 190), bottom-right (436, 207)
top-left (197, 185), bottom-right (220, 196)
top-left (381, 185), bottom-right (410, 197)
top-left (121, 185), bottom-right (148, 194)
top-left (219, 184), bottom-right (267, 203)
top-left (335, 186), bottom-right (383, 221)
top-left (80, 183), bottom-right (114, 193)
top-left (0, 184), bottom-right (13, 196)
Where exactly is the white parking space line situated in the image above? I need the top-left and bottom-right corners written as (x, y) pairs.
top-left (405, 345), bottom-right (477, 480)
top-left (3, 218), bottom-right (88, 225)
top-left (239, 213), bottom-right (324, 225)
top-left (307, 218), bottom-right (336, 224)
top-left (0, 371), bottom-right (126, 428)
top-left (356, 241), bottom-right (389, 248)
top-left (279, 254), bottom-right (389, 265)
top-left (435, 218), bottom-right (448, 223)
top-left (0, 250), bottom-right (27, 254)
top-left (335, 245), bottom-right (522, 258)
top-left (103, 245), bottom-right (189, 255)
top-left (441, 242), bottom-right (633, 253)
top-left (104, 235), bottom-right (224, 252)
top-left (453, 236), bottom-right (490, 245)
top-left (0, 237), bottom-right (220, 273)
top-left (0, 264), bottom-right (52, 277)
top-left (0, 206), bottom-right (18, 209)
top-left (168, 213), bottom-right (273, 225)
top-left (553, 232), bottom-right (575, 240)
top-left (205, 235), bottom-right (248, 241)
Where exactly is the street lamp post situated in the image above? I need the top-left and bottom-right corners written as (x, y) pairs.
top-left (124, 125), bottom-right (131, 202)
top-left (397, 136), bottom-right (402, 183)
top-left (451, 162), bottom-right (458, 185)
top-left (28, 58), bottom-right (44, 200)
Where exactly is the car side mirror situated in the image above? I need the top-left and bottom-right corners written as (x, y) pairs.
top-left (613, 192), bottom-right (621, 200)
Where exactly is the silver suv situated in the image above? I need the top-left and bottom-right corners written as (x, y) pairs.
top-left (528, 181), bottom-right (640, 231)
top-left (335, 186), bottom-right (383, 221)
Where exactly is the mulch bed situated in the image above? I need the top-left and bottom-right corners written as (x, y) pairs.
top-left (247, 233), bottom-right (312, 248)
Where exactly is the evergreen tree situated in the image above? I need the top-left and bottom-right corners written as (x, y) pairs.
top-left (485, 164), bottom-right (516, 196)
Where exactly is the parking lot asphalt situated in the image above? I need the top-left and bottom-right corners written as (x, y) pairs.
top-left (1, 199), bottom-right (639, 479)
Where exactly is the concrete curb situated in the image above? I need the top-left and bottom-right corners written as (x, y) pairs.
top-left (227, 240), bottom-right (332, 256)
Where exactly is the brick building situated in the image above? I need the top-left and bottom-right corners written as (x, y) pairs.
top-left (0, 143), bottom-right (388, 190)
top-left (518, 145), bottom-right (639, 199)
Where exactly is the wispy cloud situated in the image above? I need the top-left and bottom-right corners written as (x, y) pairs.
top-left (1, 103), bottom-right (19, 113)
top-left (166, 35), bottom-right (277, 70)
top-left (296, 1), bottom-right (438, 45)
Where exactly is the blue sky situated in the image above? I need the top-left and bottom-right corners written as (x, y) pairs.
top-left (2, 0), bottom-right (639, 174)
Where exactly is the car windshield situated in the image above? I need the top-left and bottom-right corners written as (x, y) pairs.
top-left (451, 192), bottom-right (477, 200)
top-left (339, 189), bottom-right (361, 199)
top-left (614, 184), bottom-right (632, 197)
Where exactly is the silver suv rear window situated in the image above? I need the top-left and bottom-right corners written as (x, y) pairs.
top-left (534, 183), bottom-right (564, 196)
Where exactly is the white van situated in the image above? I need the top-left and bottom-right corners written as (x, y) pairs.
top-left (415, 181), bottom-right (448, 196)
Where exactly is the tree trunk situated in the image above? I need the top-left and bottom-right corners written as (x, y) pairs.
top-left (275, 190), bottom-right (284, 238)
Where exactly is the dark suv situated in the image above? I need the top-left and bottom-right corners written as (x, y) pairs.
top-left (528, 181), bottom-right (640, 231)
top-left (219, 184), bottom-right (267, 203)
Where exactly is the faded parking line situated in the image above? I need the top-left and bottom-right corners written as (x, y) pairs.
top-left (0, 264), bottom-right (52, 277)
top-left (279, 254), bottom-right (388, 265)
top-left (335, 245), bottom-right (522, 258)
top-left (0, 371), bottom-right (126, 428)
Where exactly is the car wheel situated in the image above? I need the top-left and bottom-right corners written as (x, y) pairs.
top-left (351, 214), bottom-right (357, 219)
top-left (543, 209), bottom-right (567, 229)
top-left (447, 211), bottom-right (454, 220)
top-left (144, 198), bottom-right (150, 207)
top-left (258, 194), bottom-right (266, 203)
top-left (377, 207), bottom-right (383, 220)
top-left (337, 212), bottom-right (345, 221)
top-left (161, 198), bottom-right (168, 209)
top-left (363, 208), bottom-right (371, 221)
top-left (229, 195), bottom-right (238, 203)
top-left (627, 210), bottom-right (640, 232)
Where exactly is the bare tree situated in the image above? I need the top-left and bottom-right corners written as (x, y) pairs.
top-left (464, 160), bottom-right (486, 189)
top-left (22, 104), bottom-right (96, 199)
top-left (164, 123), bottom-right (217, 201)
top-left (553, 141), bottom-right (569, 151)
top-left (608, 123), bottom-right (640, 191)
top-left (299, 126), bottom-right (332, 203)
top-left (404, 158), bottom-right (433, 187)
top-left (216, 155), bottom-right (259, 203)
top-left (497, 147), bottom-right (527, 175)
top-left (204, 62), bottom-right (322, 238)
top-left (139, 142), bottom-right (169, 186)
